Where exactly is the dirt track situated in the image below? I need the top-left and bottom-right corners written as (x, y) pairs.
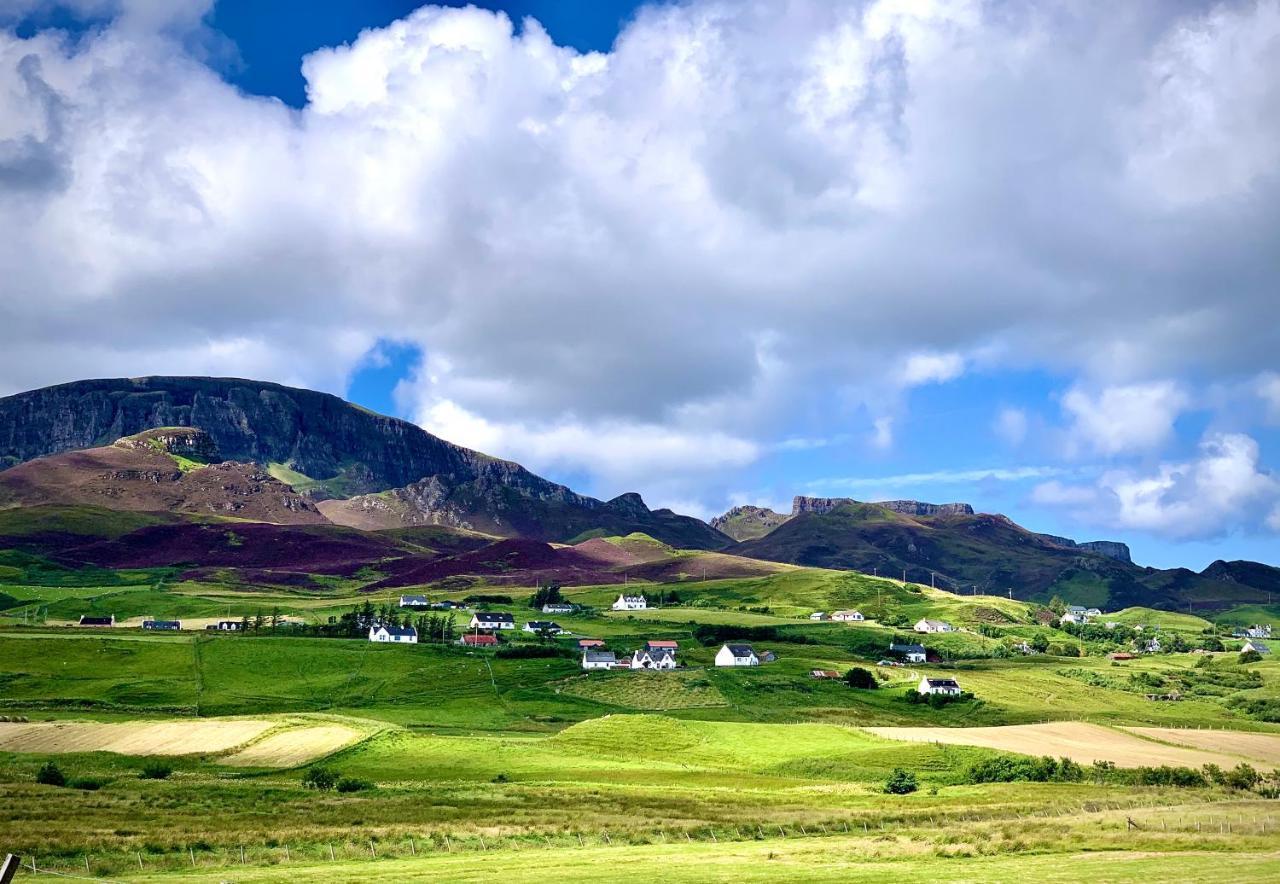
top-left (864, 722), bottom-right (1276, 770)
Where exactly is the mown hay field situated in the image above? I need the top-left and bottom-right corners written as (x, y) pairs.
top-left (1123, 726), bottom-right (1280, 767)
top-left (864, 722), bottom-right (1276, 770)
top-left (219, 724), bottom-right (367, 767)
top-left (0, 718), bottom-right (272, 755)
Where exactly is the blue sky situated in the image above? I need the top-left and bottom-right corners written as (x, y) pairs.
top-left (2, 0), bottom-right (1278, 571)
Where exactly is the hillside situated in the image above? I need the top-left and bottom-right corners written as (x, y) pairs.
top-left (725, 498), bottom-right (1271, 610)
top-left (0, 428), bottom-right (325, 525)
top-left (0, 377), bottom-right (730, 550)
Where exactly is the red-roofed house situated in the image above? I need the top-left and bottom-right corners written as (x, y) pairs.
top-left (578, 639), bottom-right (606, 649)
top-left (460, 633), bottom-right (498, 648)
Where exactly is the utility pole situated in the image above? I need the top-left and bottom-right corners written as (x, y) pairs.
top-left (930, 572), bottom-right (935, 589)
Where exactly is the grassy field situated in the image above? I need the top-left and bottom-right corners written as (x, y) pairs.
top-left (2, 531), bottom-right (1277, 881)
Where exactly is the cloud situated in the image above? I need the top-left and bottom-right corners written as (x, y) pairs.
top-left (821, 465), bottom-right (1064, 492)
top-left (869, 416), bottom-right (894, 451)
top-left (1259, 372), bottom-right (1280, 423)
top-left (993, 407), bottom-right (1028, 446)
top-left (900, 352), bottom-right (964, 387)
top-left (1, 1), bottom-right (1279, 512)
top-left (1033, 433), bottom-right (1280, 540)
top-left (1061, 381), bottom-right (1189, 456)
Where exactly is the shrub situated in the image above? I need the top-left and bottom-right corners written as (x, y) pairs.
top-left (336, 777), bottom-right (374, 793)
top-left (965, 755), bottom-right (1083, 784)
top-left (1224, 763), bottom-right (1262, 791)
top-left (36, 761), bottom-right (65, 787)
top-left (1239, 650), bottom-right (1263, 664)
top-left (463, 594), bottom-right (513, 605)
top-left (302, 766), bottom-right (338, 791)
top-left (70, 777), bottom-right (106, 791)
top-left (883, 768), bottom-right (918, 794)
top-left (844, 667), bottom-right (877, 689)
top-left (139, 761), bottom-right (173, 780)
top-left (492, 772), bottom-right (510, 783)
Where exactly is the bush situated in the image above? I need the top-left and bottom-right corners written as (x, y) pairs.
top-left (36, 761), bottom-right (65, 787)
top-left (1239, 650), bottom-right (1263, 664)
top-left (302, 766), bottom-right (338, 791)
top-left (1224, 763), bottom-right (1262, 791)
top-left (883, 768), bottom-right (918, 794)
top-left (463, 594), bottom-right (513, 605)
top-left (844, 667), bottom-right (877, 689)
top-left (139, 761), bottom-right (173, 780)
top-left (965, 755), bottom-right (1083, 784)
top-left (69, 777), bottom-right (105, 791)
top-left (903, 688), bottom-right (973, 707)
top-left (336, 777), bottom-right (374, 793)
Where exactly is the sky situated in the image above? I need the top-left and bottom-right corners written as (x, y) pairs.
top-left (0, 0), bottom-right (1278, 570)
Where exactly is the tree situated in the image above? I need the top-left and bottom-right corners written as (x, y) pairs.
top-left (1030, 633), bottom-right (1050, 653)
top-left (36, 761), bottom-right (65, 787)
top-left (530, 582), bottom-right (564, 610)
top-left (1225, 764), bottom-right (1262, 791)
top-left (302, 767), bottom-right (338, 791)
top-left (883, 768), bottom-right (918, 794)
top-left (844, 667), bottom-right (877, 689)
top-left (1048, 595), bottom-right (1067, 614)
top-left (1239, 649), bottom-right (1263, 664)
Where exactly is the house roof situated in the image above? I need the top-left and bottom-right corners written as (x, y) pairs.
top-left (526, 621), bottom-right (561, 630)
top-left (924, 677), bottom-right (960, 688)
top-left (583, 650), bottom-right (617, 663)
top-left (145, 620), bottom-right (180, 627)
top-left (616, 594), bottom-right (646, 601)
top-left (811, 669), bottom-right (841, 678)
top-left (917, 619), bottom-right (950, 627)
top-left (462, 633), bottom-right (498, 645)
top-left (474, 612), bottom-right (514, 621)
top-left (890, 642), bottom-right (926, 654)
top-left (1246, 640), bottom-right (1271, 652)
top-left (400, 595), bottom-right (429, 604)
top-left (374, 625), bottom-right (417, 638)
top-left (578, 639), bottom-right (605, 647)
top-left (723, 643), bottom-right (756, 657)
top-left (79, 616), bottom-right (113, 625)
top-left (638, 647), bottom-right (675, 661)
top-left (646, 640), bottom-right (679, 648)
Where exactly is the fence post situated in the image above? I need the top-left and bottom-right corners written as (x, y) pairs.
top-left (329, 843), bottom-right (335, 861)
top-left (189, 847), bottom-right (195, 867)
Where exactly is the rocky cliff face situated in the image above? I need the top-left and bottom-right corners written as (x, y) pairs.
top-left (1035, 533), bottom-right (1133, 564)
top-left (0, 377), bottom-right (729, 549)
top-left (789, 496), bottom-right (974, 517)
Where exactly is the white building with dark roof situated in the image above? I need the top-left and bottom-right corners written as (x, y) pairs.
top-left (715, 644), bottom-right (759, 667)
top-left (918, 676), bottom-right (961, 696)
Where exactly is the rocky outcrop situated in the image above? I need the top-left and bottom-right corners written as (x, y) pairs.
top-left (710, 505), bottom-right (790, 542)
top-left (0, 377), bottom-right (729, 548)
top-left (113, 427), bottom-right (221, 462)
top-left (1035, 533), bottom-right (1133, 564)
top-left (789, 496), bottom-right (974, 517)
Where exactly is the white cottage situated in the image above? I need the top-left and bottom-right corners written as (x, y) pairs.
top-left (470, 612), bottom-right (516, 630)
top-left (369, 625), bottom-right (418, 644)
top-left (831, 610), bottom-right (864, 622)
top-left (914, 618), bottom-right (954, 634)
top-left (631, 648), bottom-right (677, 670)
top-left (582, 650), bottom-right (617, 670)
top-left (612, 594), bottom-right (647, 611)
top-left (917, 676), bottom-right (961, 696)
top-left (715, 643), bottom-right (759, 667)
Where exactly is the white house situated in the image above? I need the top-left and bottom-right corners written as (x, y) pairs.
top-left (612, 594), bottom-right (647, 611)
top-left (1085, 608), bottom-right (1103, 618)
top-left (542, 603), bottom-right (575, 614)
top-left (831, 610), bottom-right (864, 622)
top-left (369, 625), bottom-right (418, 644)
top-left (631, 648), bottom-right (677, 670)
top-left (715, 643), bottom-right (759, 667)
top-left (1245, 624), bottom-right (1272, 639)
top-left (809, 612), bottom-right (828, 621)
top-left (1143, 637), bottom-right (1162, 653)
top-left (398, 595), bottom-right (429, 608)
top-left (523, 620), bottom-right (565, 635)
top-left (1243, 639), bottom-right (1271, 655)
top-left (918, 676), bottom-right (962, 696)
top-left (582, 650), bottom-right (617, 670)
top-left (470, 612), bottom-right (515, 630)
top-left (889, 642), bottom-right (927, 663)
top-left (914, 619), bottom-right (954, 634)
top-left (1059, 612), bottom-right (1084, 625)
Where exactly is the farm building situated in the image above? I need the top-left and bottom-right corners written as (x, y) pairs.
top-left (431, 600), bottom-right (467, 610)
top-left (1243, 639), bottom-right (1270, 655)
top-left (914, 618), bottom-right (953, 634)
top-left (612, 594), bottom-right (647, 611)
top-left (470, 612), bottom-right (515, 630)
top-left (918, 676), bottom-right (962, 696)
top-left (578, 638), bottom-right (606, 650)
top-left (210, 620), bottom-right (242, 631)
top-left (459, 633), bottom-right (498, 648)
top-left (523, 620), bottom-right (565, 635)
top-left (630, 648), bottom-right (677, 670)
top-left (810, 669), bottom-right (841, 679)
top-left (889, 642), bottom-right (927, 663)
top-left (809, 612), bottom-right (828, 621)
top-left (369, 625), bottom-right (418, 644)
top-left (715, 644), bottom-right (759, 667)
top-left (399, 595), bottom-right (430, 608)
top-left (542, 603), bottom-right (575, 614)
top-left (645, 640), bottom-right (679, 653)
top-left (831, 610), bottom-right (864, 621)
top-left (582, 650), bottom-right (617, 670)
top-left (142, 620), bottom-right (181, 631)
top-left (78, 615), bottom-right (114, 627)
